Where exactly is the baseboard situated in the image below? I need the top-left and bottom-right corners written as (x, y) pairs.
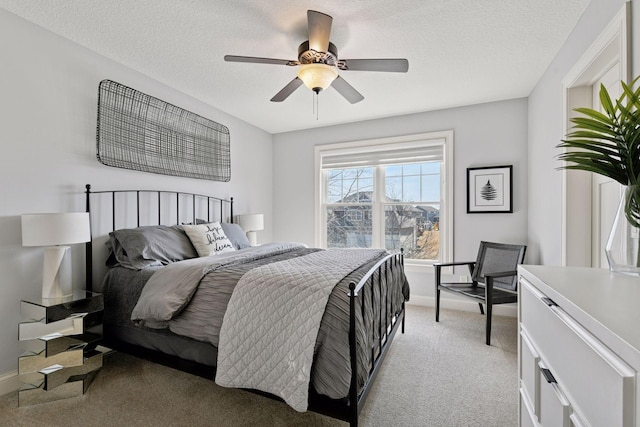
top-left (407, 295), bottom-right (517, 317)
top-left (0, 369), bottom-right (20, 397)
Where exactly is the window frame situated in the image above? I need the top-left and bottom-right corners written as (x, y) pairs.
top-left (314, 131), bottom-right (454, 268)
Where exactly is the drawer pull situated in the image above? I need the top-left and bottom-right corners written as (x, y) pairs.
top-left (541, 297), bottom-right (557, 306)
top-left (541, 367), bottom-right (557, 384)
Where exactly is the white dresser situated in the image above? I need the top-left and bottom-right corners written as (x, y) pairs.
top-left (518, 265), bottom-right (640, 427)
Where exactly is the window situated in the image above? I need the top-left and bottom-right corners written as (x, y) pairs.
top-left (315, 131), bottom-right (453, 264)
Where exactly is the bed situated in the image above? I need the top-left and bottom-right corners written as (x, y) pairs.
top-left (84, 184), bottom-right (409, 426)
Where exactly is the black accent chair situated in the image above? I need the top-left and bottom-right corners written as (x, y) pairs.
top-left (434, 241), bottom-right (526, 345)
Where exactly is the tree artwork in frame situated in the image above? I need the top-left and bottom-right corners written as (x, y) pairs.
top-left (467, 165), bottom-right (513, 213)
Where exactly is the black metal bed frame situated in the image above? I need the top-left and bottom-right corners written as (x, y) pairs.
top-left (84, 184), bottom-right (406, 427)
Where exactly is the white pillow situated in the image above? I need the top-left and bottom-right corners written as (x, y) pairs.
top-left (182, 222), bottom-right (236, 257)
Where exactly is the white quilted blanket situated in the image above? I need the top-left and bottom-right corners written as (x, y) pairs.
top-left (215, 248), bottom-right (386, 412)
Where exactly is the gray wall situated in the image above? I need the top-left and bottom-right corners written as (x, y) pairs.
top-left (272, 98), bottom-right (529, 300)
top-left (527, 0), bottom-right (633, 264)
top-left (0, 10), bottom-right (273, 376)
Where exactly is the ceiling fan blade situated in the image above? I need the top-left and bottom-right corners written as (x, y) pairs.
top-left (307, 10), bottom-right (332, 53)
top-left (339, 59), bottom-right (409, 73)
top-left (224, 55), bottom-right (298, 66)
top-left (270, 77), bottom-right (304, 102)
top-left (331, 76), bottom-right (364, 104)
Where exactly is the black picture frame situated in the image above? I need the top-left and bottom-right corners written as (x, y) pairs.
top-left (467, 165), bottom-right (513, 213)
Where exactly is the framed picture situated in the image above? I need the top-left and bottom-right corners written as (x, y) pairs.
top-left (467, 165), bottom-right (513, 213)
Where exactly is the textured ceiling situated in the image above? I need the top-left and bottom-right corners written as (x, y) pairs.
top-left (0, 0), bottom-right (590, 134)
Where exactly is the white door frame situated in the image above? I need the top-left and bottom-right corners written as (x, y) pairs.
top-left (560, 2), bottom-right (631, 267)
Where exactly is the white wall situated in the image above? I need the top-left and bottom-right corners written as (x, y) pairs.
top-left (0, 9), bottom-right (273, 377)
top-left (527, 0), bottom-right (632, 265)
top-left (272, 98), bottom-right (529, 303)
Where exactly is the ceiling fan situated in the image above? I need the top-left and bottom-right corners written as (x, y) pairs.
top-left (224, 10), bottom-right (409, 104)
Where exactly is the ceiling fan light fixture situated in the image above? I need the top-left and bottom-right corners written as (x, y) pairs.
top-left (297, 63), bottom-right (338, 93)
top-left (224, 10), bottom-right (407, 103)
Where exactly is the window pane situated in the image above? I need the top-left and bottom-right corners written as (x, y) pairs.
top-left (342, 179), bottom-right (358, 201)
top-left (327, 206), bottom-right (372, 248)
top-left (422, 162), bottom-right (440, 174)
top-left (385, 177), bottom-right (402, 200)
top-left (358, 168), bottom-right (374, 179)
top-left (358, 177), bottom-right (373, 202)
top-left (385, 165), bottom-right (402, 177)
top-left (403, 163), bottom-right (421, 175)
top-left (327, 170), bottom-right (342, 180)
top-left (343, 168), bottom-right (358, 180)
top-left (327, 167), bottom-right (374, 203)
top-left (384, 205), bottom-right (439, 260)
top-left (327, 181), bottom-right (343, 203)
top-left (402, 176), bottom-right (420, 202)
top-left (421, 175), bottom-right (440, 202)
top-left (385, 161), bottom-right (441, 203)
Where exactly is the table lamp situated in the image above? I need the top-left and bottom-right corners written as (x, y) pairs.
top-left (238, 214), bottom-right (264, 246)
top-left (21, 212), bottom-right (91, 299)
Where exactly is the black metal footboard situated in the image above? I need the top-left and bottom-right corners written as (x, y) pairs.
top-left (308, 250), bottom-right (406, 427)
top-left (349, 250), bottom-right (405, 427)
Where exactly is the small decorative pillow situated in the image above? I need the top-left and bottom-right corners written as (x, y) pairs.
top-left (182, 222), bottom-right (236, 257)
top-left (221, 222), bottom-right (252, 249)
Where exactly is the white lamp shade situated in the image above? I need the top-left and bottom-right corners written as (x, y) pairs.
top-left (238, 214), bottom-right (264, 232)
top-left (22, 212), bottom-right (91, 247)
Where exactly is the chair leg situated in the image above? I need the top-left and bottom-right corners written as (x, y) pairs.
top-left (485, 276), bottom-right (495, 345)
top-left (486, 301), bottom-right (492, 345)
top-left (435, 266), bottom-right (441, 322)
top-left (478, 303), bottom-right (484, 315)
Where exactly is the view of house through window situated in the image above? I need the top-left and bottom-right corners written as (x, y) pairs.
top-left (317, 131), bottom-right (452, 264)
top-left (325, 161), bottom-right (441, 261)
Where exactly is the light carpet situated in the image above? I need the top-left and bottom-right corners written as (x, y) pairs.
top-left (0, 305), bottom-right (517, 426)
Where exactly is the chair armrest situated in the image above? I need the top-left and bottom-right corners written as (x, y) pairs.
top-left (484, 270), bottom-right (519, 296)
top-left (483, 270), bottom-right (518, 279)
top-left (433, 261), bottom-right (475, 268)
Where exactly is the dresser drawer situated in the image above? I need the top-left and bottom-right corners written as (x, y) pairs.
top-left (520, 279), bottom-right (636, 426)
top-left (520, 328), bottom-right (540, 420)
top-left (520, 387), bottom-right (539, 427)
top-left (538, 361), bottom-right (571, 427)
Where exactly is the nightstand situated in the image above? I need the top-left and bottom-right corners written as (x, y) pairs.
top-left (18, 291), bottom-right (106, 406)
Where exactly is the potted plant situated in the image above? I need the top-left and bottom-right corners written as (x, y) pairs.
top-left (557, 76), bottom-right (640, 275)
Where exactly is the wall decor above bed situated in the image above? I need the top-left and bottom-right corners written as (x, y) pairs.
top-left (96, 80), bottom-right (231, 182)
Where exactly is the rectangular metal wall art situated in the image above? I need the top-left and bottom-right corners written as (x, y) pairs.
top-left (96, 80), bottom-right (231, 182)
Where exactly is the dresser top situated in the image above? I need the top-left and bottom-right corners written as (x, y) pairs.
top-left (519, 265), bottom-right (640, 356)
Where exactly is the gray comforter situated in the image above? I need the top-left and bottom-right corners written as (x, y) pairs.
top-left (126, 242), bottom-right (409, 400)
top-left (215, 248), bottom-right (386, 412)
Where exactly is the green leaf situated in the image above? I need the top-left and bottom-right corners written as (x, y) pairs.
top-left (599, 84), bottom-right (617, 118)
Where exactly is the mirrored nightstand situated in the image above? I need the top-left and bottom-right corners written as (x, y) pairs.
top-left (18, 291), bottom-right (106, 406)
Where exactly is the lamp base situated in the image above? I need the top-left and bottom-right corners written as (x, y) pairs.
top-left (246, 231), bottom-right (258, 246)
top-left (42, 246), bottom-right (72, 299)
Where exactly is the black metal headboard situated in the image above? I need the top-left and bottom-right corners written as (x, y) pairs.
top-left (84, 184), bottom-right (234, 291)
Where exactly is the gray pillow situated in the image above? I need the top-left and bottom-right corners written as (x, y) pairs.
top-left (221, 222), bottom-right (252, 249)
top-left (107, 225), bottom-right (198, 270)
